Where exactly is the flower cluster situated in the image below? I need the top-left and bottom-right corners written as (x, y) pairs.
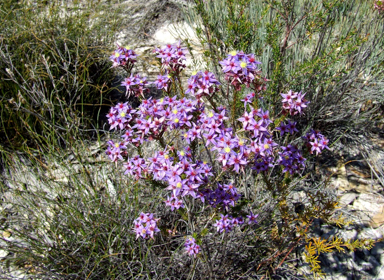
top-left (219, 51), bottom-right (263, 90)
top-left (375, 0), bottom-right (384, 13)
top-left (281, 90), bottom-right (310, 115)
top-left (213, 214), bottom-right (237, 233)
top-left (133, 213), bottom-right (160, 239)
top-left (164, 194), bottom-right (184, 211)
top-left (303, 129), bottom-right (330, 155)
top-left (213, 212), bottom-right (257, 233)
top-left (121, 74), bottom-right (150, 98)
top-left (186, 70), bottom-right (220, 100)
top-left (110, 45), bottom-right (137, 68)
top-left (185, 237), bottom-right (200, 256)
top-left (106, 97), bottom-right (202, 146)
top-left (278, 144), bottom-right (306, 174)
top-left (106, 140), bottom-right (127, 162)
top-left (203, 183), bottom-right (241, 210)
top-left (154, 74), bottom-right (171, 91)
top-left (124, 155), bottom-right (148, 179)
top-left (149, 150), bottom-right (213, 199)
top-left (154, 41), bottom-right (187, 74)
top-left (276, 120), bottom-right (298, 136)
top-left (106, 102), bottom-right (136, 131)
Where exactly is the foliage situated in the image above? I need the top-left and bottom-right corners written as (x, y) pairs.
top-left (0, 147), bottom-right (170, 279)
top-left (304, 236), bottom-right (375, 277)
top-left (0, 0), bottom-right (121, 153)
top-left (183, 0), bottom-right (384, 137)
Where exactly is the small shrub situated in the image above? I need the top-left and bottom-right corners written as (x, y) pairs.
top-left (102, 42), bottom-right (375, 278)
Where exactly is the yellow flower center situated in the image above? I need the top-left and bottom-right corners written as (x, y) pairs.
top-left (192, 71), bottom-right (197, 75)
top-left (174, 118), bottom-right (179, 123)
top-left (240, 61), bottom-right (247, 68)
top-left (120, 112), bottom-right (126, 117)
top-left (164, 154), bottom-right (169, 159)
top-left (115, 143), bottom-right (119, 148)
top-left (172, 109), bottom-right (178, 114)
top-left (239, 140), bottom-right (244, 146)
top-left (176, 182), bottom-right (182, 188)
top-left (125, 45), bottom-right (130, 50)
top-left (208, 111), bottom-right (214, 118)
top-left (114, 52), bottom-right (120, 58)
top-left (180, 151), bottom-right (185, 156)
top-left (224, 147), bottom-right (231, 153)
top-left (264, 144), bottom-right (270, 149)
top-left (230, 50), bottom-right (237, 56)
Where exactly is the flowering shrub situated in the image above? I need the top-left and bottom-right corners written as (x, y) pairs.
top-left (104, 42), bottom-right (355, 276)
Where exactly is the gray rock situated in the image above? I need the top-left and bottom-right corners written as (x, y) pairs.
top-left (352, 194), bottom-right (384, 215)
top-left (375, 266), bottom-right (384, 280)
top-left (0, 249), bottom-right (8, 258)
top-left (339, 229), bottom-right (358, 241)
top-left (339, 192), bottom-right (358, 206)
top-left (359, 227), bottom-right (383, 240)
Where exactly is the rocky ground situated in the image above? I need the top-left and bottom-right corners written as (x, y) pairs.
top-left (1, 0), bottom-right (383, 279)
top-left (305, 134), bottom-right (384, 279)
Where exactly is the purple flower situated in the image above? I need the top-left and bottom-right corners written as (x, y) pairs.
top-left (281, 90), bottom-right (310, 115)
top-left (185, 237), bottom-right (200, 256)
top-left (219, 51), bottom-right (262, 89)
top-left (241, 92), bottom-right (255, 106)
top-left (310, 138), bottom-right (322, 155)
top-left (154, 42), bottom-right (187, 74)
top-left (165, 195), bottom-right (184, 211)
top-left (303, 129), bottom-right (329, 155)
top-left (213, 214), bottom-right (242, 233)
top-left (247, 119), bottom-right (268, 138)
top-left (238, 111), bottom-right (255, 130)
top-left (205, 183), bottom-right (241, 210)
top-left (185, 71), bottom-right (220, 100)
top-left (154, 74), bottom-right (171, 91)
top-left (133, 212), bottom-right (160, 239)
top-left (121, 74), bottom-right (150, 98)
top-left (106, 140), bottom-right (126, 162)
top-left (227, 152), bottom-right (248, 173)
top-left (247, 211), bottom-right (258, 224)
top-left (110, 45), bottom-right (137, 67)
top-left (276, 122), bottom-right (288, 136)
top-left (278, 144), bottom-right (306, 174)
